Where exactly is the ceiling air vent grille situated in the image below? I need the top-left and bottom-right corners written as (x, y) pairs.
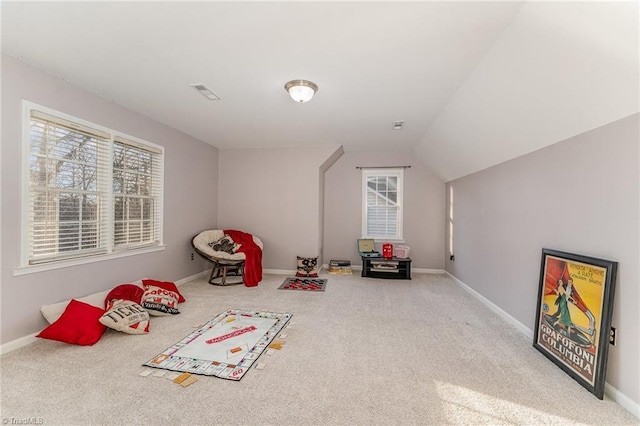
top-left (393, 120), bottom-right (405, 130)
top-left (190, 84), bottom-right (222, 101)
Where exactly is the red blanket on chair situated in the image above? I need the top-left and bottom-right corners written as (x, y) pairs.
top-left (224, 230), bottom-right (262, 287)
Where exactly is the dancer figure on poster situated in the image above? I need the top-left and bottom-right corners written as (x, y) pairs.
top-left (551, 280), bottom-right (574, 330)
top-left (544, 278), bottom-right (593, 347)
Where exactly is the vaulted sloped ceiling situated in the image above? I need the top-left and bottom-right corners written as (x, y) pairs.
top-left (2, 2), bottom-right (637, 182)
top-left (415, 1), bottom-right (639, 181)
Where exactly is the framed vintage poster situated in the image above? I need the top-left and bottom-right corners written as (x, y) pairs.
top-left (533, 249), bottom-right (617, 399)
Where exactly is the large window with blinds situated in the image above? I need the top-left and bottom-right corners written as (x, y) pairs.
top-left (361, 168), bottom-right (404, 240)
top-left (22, 103), bottom-right (164, 269)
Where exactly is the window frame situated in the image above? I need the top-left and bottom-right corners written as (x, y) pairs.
top-left (16, 101), bottom-right (165, 275)
top-left (361, 168), bottom-right (404, 242)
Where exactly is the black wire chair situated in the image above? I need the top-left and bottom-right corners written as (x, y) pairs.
top-left (191, 230), bottom-right (263, 286)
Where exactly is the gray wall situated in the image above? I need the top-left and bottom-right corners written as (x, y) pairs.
top-left (217, 146), bottom-right (341, 271)
top-left (446, 114), bottom-right (639, 406)
top-left (318, 147), bottom-right (345, 266)
top-left (324, 151), bottom-right (445, 269)
top-left (1, 55), bottom-right (219, 344)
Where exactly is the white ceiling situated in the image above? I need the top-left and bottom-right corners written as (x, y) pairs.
top-left (2, 1), bottom-right (638, 181)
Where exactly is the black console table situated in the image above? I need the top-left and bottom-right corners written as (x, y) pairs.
top-left (361, 257), bottom-right (412, 280)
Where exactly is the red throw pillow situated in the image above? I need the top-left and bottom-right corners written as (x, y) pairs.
top-left (37, 299), bottom-right (107, 346)
top-left (142, 279), bottom-right (185, 303)
top-left (105, 284), bottom-right (144, 307)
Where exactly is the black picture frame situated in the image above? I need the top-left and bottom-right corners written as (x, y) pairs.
top-left (533, 248), bottom-right (617, 399)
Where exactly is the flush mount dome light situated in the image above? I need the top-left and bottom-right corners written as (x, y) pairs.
top-left (284, 79), bottom-right (318, 103)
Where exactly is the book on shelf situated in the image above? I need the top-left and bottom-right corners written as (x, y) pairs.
top-left (370, 260), bottom-right (399, 273)
top-left (329, 259), bottom-right (352, 274)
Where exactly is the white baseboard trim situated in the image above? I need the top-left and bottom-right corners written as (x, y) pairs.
top-left (263, 268), bottom-right (296, 275)
top-left (446, 271), bottom-right (639, 420)
top-left (446, 271), bottom-right (533, 339)
top-left (413, 268), bottom-right (445, 274)
top-left (1, 332), bottom-right (39, 355)
top-left (175, 269), bottom-right (209, 286)
top-left (605, 382), bottom-right (640, 419)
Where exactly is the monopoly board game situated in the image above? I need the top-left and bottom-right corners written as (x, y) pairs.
top-left (143, 309), bottom-right (292, 381)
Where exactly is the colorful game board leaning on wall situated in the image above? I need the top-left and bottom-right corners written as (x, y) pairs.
top-left (144, 309), bottom-right (292, 381)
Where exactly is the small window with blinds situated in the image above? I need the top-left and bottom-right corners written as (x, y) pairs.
top-left (361, 169), bottom-right (403, 240)
top-left (23, 103), bottom-right (164, 267)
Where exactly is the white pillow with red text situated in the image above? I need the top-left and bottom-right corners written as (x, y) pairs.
top-left (99, 299), bottom-right (150, 334)
top-left (141, 285), bottom-right (180, 316)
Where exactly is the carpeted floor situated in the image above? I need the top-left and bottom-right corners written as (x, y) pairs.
top-left (1, 272), bottom-right (637, 425)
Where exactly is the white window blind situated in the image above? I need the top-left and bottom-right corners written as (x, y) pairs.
top-left (28, 111), bottom-right (110, 263)
top-left (361, 169), bottom-right (403, 240)
top-left (112, 137), bottom-right (163, 250)
top-left (24, 105), bottom-right (164, 266)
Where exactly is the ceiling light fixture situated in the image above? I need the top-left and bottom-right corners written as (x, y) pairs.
top-left (284, 79), bottom-right (318, 103)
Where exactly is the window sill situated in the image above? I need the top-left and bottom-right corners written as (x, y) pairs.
top-left (13, 245), bottom-right (166, 276)
top-left (371, 239), bottom-right (405, 244)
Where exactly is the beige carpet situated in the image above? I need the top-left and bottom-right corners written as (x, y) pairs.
top-left (1, 272), bottom-right (637, 425)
